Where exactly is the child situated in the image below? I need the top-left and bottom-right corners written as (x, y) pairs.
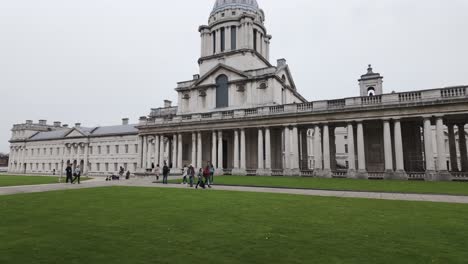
top-left (196, 168), bottom-right (205, 189)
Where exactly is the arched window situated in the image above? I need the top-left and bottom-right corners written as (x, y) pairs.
top-left (281, 75), bottom-right (286, 83)
top-left (216, 75), bottom-right (229, 108)
top-left (367, 87), bottom-right (375, 96)
top-left (231, 26), bottom-right (237, 50)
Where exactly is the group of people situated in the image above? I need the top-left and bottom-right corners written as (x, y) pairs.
top-left (180, 162), bottom-right (215, 189)
top-left (65, 164), bottom-right (82, 184)
top-left (106, 167), bottom-right (131, 181)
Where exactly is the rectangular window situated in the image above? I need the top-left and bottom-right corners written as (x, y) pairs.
top-left (106, 145), bottom-right (110, 154)
top-left (44, 148), bottom-right (46, 155)
top-left (346, 161), bottom-right (349, 169)
top-left (105, 163), bottom-right (109, 172)
top-left (124, 163), bottom-right (128, 170)
top-left (114, 163), bottom-right (118, 172)
top-left (125, 145), bottom-right (129, 154)
top-left (135, 144), bottom-right (138, 153)
top-left (133, 163), bottom-right (137, 172)
top-left (220, 27), bottom-right (225, 52)
top-left (97, 163), bottom-right (101, 172)
top-left (253, 29), bottom-right (257, 51)
top-left (345, 144), bottom-right (349, 154)
top-left (50, 148), bottom-right (53, 155)
top-left (57, 147), bottom-right (60, 155)
top-left (98, 146), bottom-right (102, 155)
top-left (115, 145), bottom-right (119, 154)
top-left (32, 149), bottom-right (35, 156)
top-left (231, 26), bottom-right (237, 50)
top-left (212, 31), bottom-right (216, 54)
top-left (89, 146), bottom-right (93, 155)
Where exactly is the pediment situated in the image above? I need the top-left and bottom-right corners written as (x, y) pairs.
top-left (64, 129), bottom-right (86, 138)
top-left (194, 64), bottom-right (249, 87)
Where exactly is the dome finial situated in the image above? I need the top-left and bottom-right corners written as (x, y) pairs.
top-left (367, 64), bottom-right (373, 74)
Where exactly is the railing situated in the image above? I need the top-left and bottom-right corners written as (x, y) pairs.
top-left (451, 172), bottom-right (468, 180)
top-left (246, 169), bottom-right (257, 176)
top-left (399, 92), bottom-right (422, 102)
top-left (332, 171), bottom-right (348, 178)
top-left (300, 170), bottom-right (314, 177)
top-left (368, 172), bottom-right (384, 179)
top-left (272, 169), bottom-right (284, 176)
top-left (327, 99), bottom-right (346, 109)
top-left (269, 105), bottom-right (284, 113)
top-left (223, 169), bottom-right (233, 175)
top-left (201, 113), bottom-right (212, 119)
top-left (182, 115), bottom-right (192, 121)
top-left (441, 87), bottom-right (466, 98)
top-left (245, 109), bottom-right (259, 116)
top-left (408, 172), bottom-right (426, 180)
top-left (361, 95), bottom-right (382, 105)
top-left (297, 103), bottom-right (314, 112)
top-left (222, 111), bottom-right (234, 118)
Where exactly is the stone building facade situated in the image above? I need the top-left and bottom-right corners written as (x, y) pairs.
top-left (7, 0), bottom-right (468, 181)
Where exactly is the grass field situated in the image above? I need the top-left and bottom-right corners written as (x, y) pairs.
top-left (0, 175), bottom-right (90, 187)
top-left (170, 176), bottom-right (468, 196)
top-left (1, 186), bottom-right (468, 264)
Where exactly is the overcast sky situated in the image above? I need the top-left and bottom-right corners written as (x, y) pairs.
top-left (1, 0), bottom-right (467, 153)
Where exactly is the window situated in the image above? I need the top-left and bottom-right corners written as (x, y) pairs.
top-left (105, 163), bottom-right (109, 172)
top-left (114, 163), bottom-right (118, 172)
top-left (57, 147), bottom-right (60, 155)
top-left (253, 29), bottom-right (257, 51)
top-left (133, 163), bottom-right (137, 171)
top-left (115, 145), bottom-right (119, 154)
top-left (50, 148), bottom-right (53, 155)
top-left (345, 144), bottom-right (349, 154)
top-left (89, 146), bottom-right (93, 155)
top-left (124, 163), bottom-right (128, 170)
top-left (31, 149), bottom-right (35, 156)
top-left (125, 144), bottom-right (129, 154)
top-left (135, 144), bottom-right (138, 153)
top-left (97, 163), bottom-right (101, 171)
top-left (43, 148), bottom-right (47, 155)
top-left (106, 145), bottom-right (110, 154)
top-left (216, 75), bottom-right (229, 108)
top-left (231, 26), bottom-right (237, 50)
top-left (221, 13), bottom-right (225, 17)
top-left (220, 27), bottom-right (225, 52)
top-left (98, 146), bottom-right (102, 154)
top-left (212, 31), bottom-right (217, 54)
top-left (232, 11), bottom-right (236, 16)
top-left (346, 161), bottom-right (349, 169)
top-left (368, 87), bottom-right (376, 96)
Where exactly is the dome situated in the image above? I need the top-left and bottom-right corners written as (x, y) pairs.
top-left (211, 0), bottom-right (260, 15)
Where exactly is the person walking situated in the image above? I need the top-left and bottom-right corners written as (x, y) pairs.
top-left (196, 168), bottom-right (205, 189)
top-left (154, 164), bottom-right (160, 182)
top-left (203, 164), bottom-right (212, 188)
top-left (209, 162), bottom-right (215, 184)
top-left (119, 166), bottom-right (125, 179)
top-left (188, 164), bottom-right (195, 187)
top-left (65, 164), bottom-right (73, 184)
top-left (181, 165), bottom-right (188, 185)
top-left (72, 165), bottom-right (81, 184)
top-left (162, 162), bottom-right (170, 184)
top-left (126, 170), bottom-right (131, 180)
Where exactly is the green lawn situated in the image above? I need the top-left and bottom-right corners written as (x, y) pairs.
top-left (0, 175), bottom-right (90, 187)
top-left (171, 176), bottom-right (468, 196)
top-left (0, 187), bottom-right (467, 264)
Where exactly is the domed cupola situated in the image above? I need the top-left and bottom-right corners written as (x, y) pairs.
top-left (211, 0), bottom-right (260, 15)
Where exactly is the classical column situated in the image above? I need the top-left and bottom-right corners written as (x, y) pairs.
top-left (447, 124), bottom-right (459, 172)
top-left (423, 117), bottom-right (435, 172)
top-left (393, 119), bottom-right (406, 177)
top-left (197, 132), bottom-right (202, 169)
top-left (347, 123), bottom-right (356, 175)
top-left (234, 130), bottom-right (240, 169)
top-left (147, 138), bottom-right (153, 170)
top-left (284, 126), bottom-right (291, 170)
top-left (217, 131), bottom-right (223, 170)
top-left (172, 134), bottom-right (177, 169)
top-left (291, 126), bottom-right (300, 172)
top-left (191, 133), bottom-right (197, 167)
top-left (356, 121), bottom-right (367, 177)
top-left (240, 129), bottom-right (246, 171)
top-left (457, 123), bottom-right (468, 172)
top-left (383, 120), bottom-right (394, 178)
top-left (142, 136), bottom-right (148, 171)
top-left (313, 125), bottom-right (322, 171)
top-left (137, 136), bottom-right (143, 170)
top-left (216, 29), bottom-right (221, 54)
top-left (83, 144), bottom-right (89, 175)
top-left (154, 135), bottom-right (160, 167)
top-left (257, 128), bottom-right (265, 174)
top-left (322, 124), bottom-right (331, 172)
top-left (212, 131), bottom-right (217, 167)
top-left (265, 128), bottom-right (272, 171)
top-left (436, 117), bottom-right (447, 171)
top-left (177, 134), bottom-right (183, 170)
top-left (159, 136), bottom-right (165, 168)
top-left (226, 26), bottom-right (231, 51)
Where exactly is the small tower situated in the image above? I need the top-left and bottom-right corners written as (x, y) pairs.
top-left (359, 64), bottom-right (383, 97)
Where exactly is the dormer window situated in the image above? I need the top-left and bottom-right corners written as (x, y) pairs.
top-left (183, 93), bottom-right (190, 100)
top-left (258, 81), bottom-right (268, 89)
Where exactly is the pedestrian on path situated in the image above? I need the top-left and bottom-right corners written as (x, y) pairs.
top-left (72, 166), bottom-right (81, 184)
top-left (209, 162), bottom-right (215, 184)
top-left (155, 164), bottom-right (160, 182)
top-left (162, 162), bottom-right (170, 184)
top-left (188, 164), bottom-right (195, 187)
top-left (65, 164), bottom-right (73, 184)
top-left (181, 165), bottom-right (188, 185)
top-left (203, 164), bottom-right (212, 188)
top-left (196, 168), bottom-right (205, 189)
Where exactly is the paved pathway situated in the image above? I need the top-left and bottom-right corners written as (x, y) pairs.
top-left (1, 178), bottom-right (468, 204)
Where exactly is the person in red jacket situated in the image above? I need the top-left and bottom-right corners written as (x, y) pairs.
top-left (203, 164), bottom-right (212, 188)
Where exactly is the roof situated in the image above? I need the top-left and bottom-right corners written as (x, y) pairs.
top-left (27, 124), bottom-right (138, 141)
top-left (211, 0), bottom-right (259, 15)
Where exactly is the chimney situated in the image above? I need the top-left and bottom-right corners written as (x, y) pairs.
top-left (277, 58), bottom-right (287, 67)
top-left (122, 118), bottom-right (129, 125)
top-left (75, 123), bottom-right (81, 128)
top-left (53, 121), bottom-right (62, 127)
top-left (193, 74), bottom-right (200, 80)
top-left (139, 116), bottom-right (147, 125)
top-left (25, 120), bottom-right (33, 125)
top-left (63, 124), bottom-right (69, 128)
top-left (38, 120), bottom-right (47, 126)
top-left (164, 100), bottom-right (172, 108)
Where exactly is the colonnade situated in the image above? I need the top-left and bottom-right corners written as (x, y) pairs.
top-left (137, 115), bottom-right (468, 180)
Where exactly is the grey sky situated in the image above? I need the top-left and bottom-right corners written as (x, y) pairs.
top-left (1, 0), bottom-right (467, 153)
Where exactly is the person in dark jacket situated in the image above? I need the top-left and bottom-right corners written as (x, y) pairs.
top-left (188, 164), bottom-right (195, 187)
top-left (65, 164), bottom-right (73, 184)
top-left (162, 162), bottom-right (170, 184)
